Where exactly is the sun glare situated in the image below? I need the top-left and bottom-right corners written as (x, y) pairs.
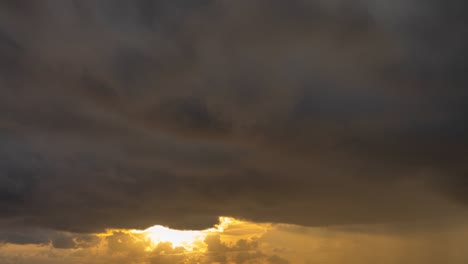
top-left (143, 225), bottom-right (205, 250)
top-left (137, 217), bottom-right (239, 251)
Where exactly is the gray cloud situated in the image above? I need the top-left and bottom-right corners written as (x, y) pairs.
top-left (0, 227), bottom-right (100, 249)
top-left (0, 0), bottom-right (467, 233)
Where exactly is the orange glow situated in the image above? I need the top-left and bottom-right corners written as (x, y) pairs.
top-left (96, 217), bottom-right (271, 253)
top-left (143, 225), bottom-right (205, 250)
top-left (133, 217), bottom-right (244, 251)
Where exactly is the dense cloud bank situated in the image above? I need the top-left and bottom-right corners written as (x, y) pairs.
top-left (0, 0), bottom-right (467, 235)
top-left (2, 221), bottom-right (468, 264)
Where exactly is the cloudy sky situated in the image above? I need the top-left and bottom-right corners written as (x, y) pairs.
top-left (0, 0), bottom-right (467, 263)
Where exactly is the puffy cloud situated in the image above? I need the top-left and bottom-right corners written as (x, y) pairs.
top-left (202, 234), bottom-right (291, 264)
top-left (1, 218), bottom-right (290, 264)
top-left (2, 218), bottom-right (468, 264)
top-left (0, 0), bottom-right (467, 235)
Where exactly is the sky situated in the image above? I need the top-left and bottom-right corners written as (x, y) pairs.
top-left (0, 0), bottom-right (467, 263)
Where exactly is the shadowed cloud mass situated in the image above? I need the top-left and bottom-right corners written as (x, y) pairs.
top-left (0, 0), bottom-right (467, 243)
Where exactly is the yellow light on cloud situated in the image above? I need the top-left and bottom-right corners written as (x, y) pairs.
top-left (143, 225), bottom-right (205, 250)
top-left (136, 217), bottom-right (242, 251)
top-left (97, 217), bottom-right (270, 253)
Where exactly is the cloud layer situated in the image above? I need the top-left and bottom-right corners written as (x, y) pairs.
top-left (0, 0), bottom-right (467, 235)
top-left (2, 218), bottom-right (468, 264)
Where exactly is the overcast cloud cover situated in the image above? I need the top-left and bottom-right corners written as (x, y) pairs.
top-left (0, 0), bottom-right (467, 252)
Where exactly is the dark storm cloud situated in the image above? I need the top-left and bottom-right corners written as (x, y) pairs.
top-left (0, 0), bottom-right (467, 233)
